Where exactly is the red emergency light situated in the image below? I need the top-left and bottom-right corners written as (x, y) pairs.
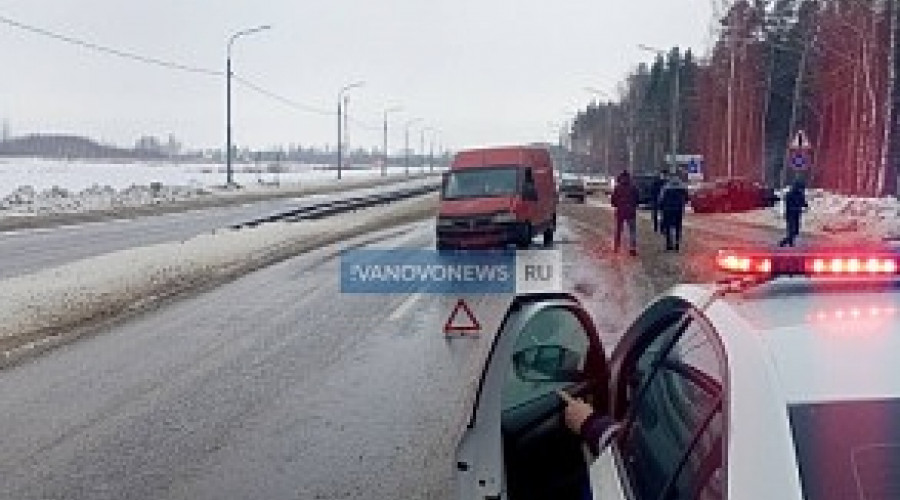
top-left (716, 248), bottom-right (900, 277)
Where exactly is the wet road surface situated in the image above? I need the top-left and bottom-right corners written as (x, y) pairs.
top-left (0, 203), bottom-right (793, 499)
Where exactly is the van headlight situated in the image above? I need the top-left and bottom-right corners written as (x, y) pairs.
top-left (491, 211), bottom-right (516, 224)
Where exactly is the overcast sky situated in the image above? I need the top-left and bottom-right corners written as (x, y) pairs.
top-left (0, 0), bottom-right (713, 153)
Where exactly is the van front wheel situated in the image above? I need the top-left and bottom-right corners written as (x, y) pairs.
top-left (543, 227), bottom-right (555, 246)
top-left (516, 224), bottom-right (533, 249)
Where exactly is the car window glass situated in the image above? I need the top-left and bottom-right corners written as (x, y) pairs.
top-left (622, 319), bottom-right (725, 500)
top-left (501, 307), bottom-right (590, 413)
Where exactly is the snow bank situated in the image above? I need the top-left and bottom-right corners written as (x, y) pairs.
top-left (0, 194), bottom-right (437, 358)
top-left (0, 172), bottom-right (431, 226)
top-left (725, 190), bottom-right (900, 242)
top-left (0, 183), bottom-right (210, 216)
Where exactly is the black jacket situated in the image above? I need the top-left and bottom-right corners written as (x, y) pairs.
top-left (784, 187), bottom-right (808, 216)
top-left (658, 180), bottom-right (689, 213)
top-left (649, 177), bottom-right (666, 208)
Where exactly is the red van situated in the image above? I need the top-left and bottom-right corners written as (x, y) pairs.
top-left (436, 146), bottom-right (557, 249)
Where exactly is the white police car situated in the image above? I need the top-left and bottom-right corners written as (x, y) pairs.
top-left (455, 247), bottom-right (900, 499)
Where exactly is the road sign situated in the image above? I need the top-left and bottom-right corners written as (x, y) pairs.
top-left (686, 158), bottom-right (703, 181)
top-left (444, 299), bottom-right (481, 336)
top-left (687, 158), bottom-right (703, 174)
top-left (790, 130), bottom-right (812, 150)
top-left (789, 150), bottom-right (811, 171)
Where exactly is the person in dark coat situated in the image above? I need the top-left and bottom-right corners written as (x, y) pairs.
top-left (658, 174), bottom-right (690, 251)
top-left (649, 172), bottom-right (667, 233)
top-left (778, 180), bottom-right (809, 247)
top-left (611, 171), bottom-right (640, 256)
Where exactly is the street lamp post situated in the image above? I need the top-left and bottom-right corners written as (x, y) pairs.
top-left (428, 129), bottom-right (440, 173)
top-left (382, 106), bottom-right (402, 177)
top-left (638, 44), bottom-right (679, 174)
top-left (336, 81), bottom-right (365, 180)
top-left (421, 126), bottom-right (436, 172)
top-left (404, 118), bottom-right (421, 176)
top-left (226, 24), bottom-right (271, 186)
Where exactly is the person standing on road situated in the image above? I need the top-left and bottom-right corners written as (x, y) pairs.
top-left (778, 179), bottom-right (809, 247)
top-left (649, 171), bottom-right (666, 234)
top-left (611, 170), bottom-right (640, 256)
top-left (658, 173), bottom-right (689, 252)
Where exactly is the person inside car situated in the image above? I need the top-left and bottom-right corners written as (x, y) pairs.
top-left (557, 390), bottom-right (622, 455)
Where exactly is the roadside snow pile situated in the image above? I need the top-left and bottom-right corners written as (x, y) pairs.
top-left (0, 183), bottom-right (209, 216)
top-left (0, 193), bottom-right (437, 356)
top-left (728, 189), bottom-right (900, 242)
top-left (812, 194), bottom-right (900, 240)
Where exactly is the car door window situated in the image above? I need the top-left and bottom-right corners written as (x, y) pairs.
top-left (620, 317), bottom-right (726, 500)
top-left (501, 307), bottom-right (590, 413)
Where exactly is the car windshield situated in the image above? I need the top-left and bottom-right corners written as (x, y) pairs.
top-left (442, 166), bottom-right (520, 199)
top-left (790, 399), bottom-right (900, 500)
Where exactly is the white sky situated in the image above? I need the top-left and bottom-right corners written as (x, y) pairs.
top-left (0, 1), bottom-right (713, 152)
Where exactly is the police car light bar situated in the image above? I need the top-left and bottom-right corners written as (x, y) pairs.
top-left (716, 248), bottom-right (900, 277)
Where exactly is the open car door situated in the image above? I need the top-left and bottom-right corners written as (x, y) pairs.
top-left (455, 293), bottom-right (610, 500)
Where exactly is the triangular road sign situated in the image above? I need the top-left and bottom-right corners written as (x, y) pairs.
top-left (790, 130), bottom-right (811, 150)
top-left (444, 299), bottom-right (481, 335)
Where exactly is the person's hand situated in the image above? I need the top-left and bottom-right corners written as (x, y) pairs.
top-left (557, 389), bottom-right (594, 432)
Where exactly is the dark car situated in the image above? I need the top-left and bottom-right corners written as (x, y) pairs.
top-left (631, 173), bottom-right (659, 207)
top-left (690, 178), bottom-right (778, 213)
top-left (558, 174), bottom-right (587, 203)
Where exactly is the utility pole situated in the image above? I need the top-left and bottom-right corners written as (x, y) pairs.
top-left (671, 53), bottom-right (680, 174)
top-left (783, 42), bottom-right (809, 188)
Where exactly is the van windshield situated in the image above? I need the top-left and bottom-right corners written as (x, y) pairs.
top-left (442, 165), bottom-right (521, 200)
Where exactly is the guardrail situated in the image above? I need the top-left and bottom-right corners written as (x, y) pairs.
top-left (230, 184), bottom-right (440, 229)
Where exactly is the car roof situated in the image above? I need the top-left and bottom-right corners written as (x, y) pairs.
top-left (715, 281), bottom-right (900, 404)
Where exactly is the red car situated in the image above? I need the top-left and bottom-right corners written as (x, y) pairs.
top-left (690, 178), bottom-right (778, 213)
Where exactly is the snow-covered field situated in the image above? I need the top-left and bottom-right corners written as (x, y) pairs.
top-left (0, 158), bottom-right (431, 217)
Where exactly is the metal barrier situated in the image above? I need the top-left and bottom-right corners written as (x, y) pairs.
top-left (230, 184), bottom-right (439, 229)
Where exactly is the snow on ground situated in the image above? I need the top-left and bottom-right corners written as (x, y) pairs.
top-left (0, 193), bottom-right (438, 355)
top-left (0, 159), bottom-right (432, 219)
top-left (714, 189), bottom-right (900, 242)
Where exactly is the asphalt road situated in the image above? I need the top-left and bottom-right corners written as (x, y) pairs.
top-left (0, 178), bottom-right (435, 280)
top-left (0, 204), bottom-right (799, 500)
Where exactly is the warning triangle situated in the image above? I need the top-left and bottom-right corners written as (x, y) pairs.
top-left (444, 299), bottom-right (481, 335)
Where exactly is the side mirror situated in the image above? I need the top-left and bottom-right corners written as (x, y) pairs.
top-left (523, 184), bottom-right (538, 201)
top-left (512, 345), bottom-right (583, 383)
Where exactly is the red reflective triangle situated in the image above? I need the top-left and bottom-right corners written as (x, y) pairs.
top-left (444, 299), bottom-right (481, 334)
